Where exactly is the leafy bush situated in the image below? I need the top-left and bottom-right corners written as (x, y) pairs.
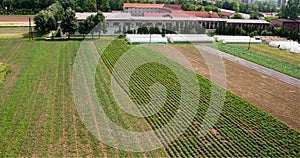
top-left (0, 62), bottom-right (12, 85)
top-left (56, 28), bottom-right (62, 37)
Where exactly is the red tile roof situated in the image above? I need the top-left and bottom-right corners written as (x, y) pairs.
top-left (172, 11), bottom-right (197, 17)
top-left (163, 4), bottom-right (182, 11)
top-left (123, 3), bottom-right (164, 10)
top-left (144, 12), bottom-right (191, 18)
top-left (173, 11), bottom-right (219, 18)
top-left (144, 11), bottom-right (219, 18)
top-left (195, 11), bottom-right (219, 18)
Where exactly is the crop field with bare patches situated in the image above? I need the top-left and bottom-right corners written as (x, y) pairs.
top-left (0, 38), bottom-right (299, 157)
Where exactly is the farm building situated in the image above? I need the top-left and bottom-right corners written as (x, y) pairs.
top-left (270, 19), bottom-right (300, 30)
top-left (75, 12), bottom-right (269, 35)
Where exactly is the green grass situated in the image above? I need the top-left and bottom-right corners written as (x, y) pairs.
top-left (234, 44), bottom-right (300, 66)
top-left (100, 39), bottom-right (300, 157)
top-left (218, 44), bottom-right (300, 79)
top-left (0, 62), bottom-right (11, 85)
top-left (0, 38), bottom-right (299, 157)
top-left (0, 27), bottom-right (29, 38)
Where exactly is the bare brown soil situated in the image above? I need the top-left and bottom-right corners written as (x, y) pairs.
top-left (153, 45), bottom-right (300, 131)
top-left (0, 15), bottom-right (35, 27)
top-left (0, 15), bottom-right (35, 22)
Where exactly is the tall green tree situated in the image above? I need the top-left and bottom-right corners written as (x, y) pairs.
top-left (232, 1), bottom-right (239, 13)
top-left (34, 2), bottom-right (63, 34)
top-left (61, 9), bottom-right (77, 39)
top-left (279, 0), bottom-right (300, 19)
top-left (94, 11), bottom-right (107, 38)
top-left (102, 0), bottom-right (111, 12)
top-left (34, 10), bottom-right (50, 34)
top-left (109, 0), bottom-right (123, 10)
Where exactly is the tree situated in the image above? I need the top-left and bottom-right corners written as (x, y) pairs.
top-left (78, 22), bottom-right (87, 37)
top-left (279, 0), bottom-right (300, 19)
top-left (47, 13), bottom-right (57, 31)
top-left (232, 1), bottom-right (239, 13)
top-left (102, 0), bottom-right (111, 12)
top-left (34, 10), bottom-right (50, 34)
top-left (182, 2), bottom-right (196, 11)
top-left (61, 9), bottom-right (78, 39)
top-left (232, 13), bottom-right (244, 19)
top-left (34, 2), bottom-right (63, 34)
top-left (250, 11), bottom-right (259, 19)
top-left (248, 30), bottom-right (257, 50)
top-left (215, 0), bottom-right (223, 8)
top-left (137, 24), bottom-right (149, 34)
top-left (78, 15), bottom-right (94, 37)
top-left (93, 11), bottom-right (107, 38)
top-left (109, 0), bottom-right (123, 10)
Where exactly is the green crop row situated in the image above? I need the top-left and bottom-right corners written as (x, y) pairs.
top-left (218, 44), bottom-right (300, 79)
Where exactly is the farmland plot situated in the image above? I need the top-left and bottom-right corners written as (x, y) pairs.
top-left (0, 62), bottom-right (11, 85)
top-left (0, 38), bottom-right (165, 157)
top-left (0, 27), bottom-right (29, 38)
top-left (99, 39), bottom-right (300, 157)
top-left (0, 38), bottom-right (299, 157)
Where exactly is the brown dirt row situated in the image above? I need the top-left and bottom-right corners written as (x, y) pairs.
top-left (0, 15), bottom-right (35, 22)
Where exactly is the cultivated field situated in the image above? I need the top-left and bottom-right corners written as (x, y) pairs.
top-left (0, 62), bottom-right (11, 85)
top-left (0, 38), bottom-right (299, 157)
top-left (0, 15), bottom-right (35, 27)
top-left (0, 27), bottom-right (29, 38)
top-left (156, 44), bottom-right (300, 131)
top-left (0, 38), bottom-right (165, 157)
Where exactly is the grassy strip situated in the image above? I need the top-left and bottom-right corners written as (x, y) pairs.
top-left (218, 44), bottom-right (300, 79)
top-left (235, 44), bottom-right (300, 66)
top-left (100, 39), bottom-right (300, 157)
top-left (0, 62), bottom-right (11, 85)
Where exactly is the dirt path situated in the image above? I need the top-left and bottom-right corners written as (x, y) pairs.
top-left (152, 45), bottom-right (300, 131)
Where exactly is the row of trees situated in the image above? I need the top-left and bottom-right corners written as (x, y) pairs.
top-left (34, 2), bottom-right (106, 39)
top-left (180, 0), bottom-right (276, 19)
top-left (278, 0), bottom-right (300, 19)
top-left (34, 2), bottom-right (64, 34)
top-left (0, 0), bottom-right (167, 14)
top-left (215, 24), bottom-right (300, 41)
top-left (78, 12), bottom-right (107, 38)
